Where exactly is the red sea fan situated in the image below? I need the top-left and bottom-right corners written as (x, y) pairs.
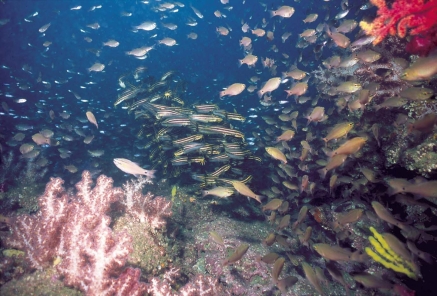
top-left (360, 0), bottom-right (437, 49)
top-left (405, 26), bottom-right (437, 56)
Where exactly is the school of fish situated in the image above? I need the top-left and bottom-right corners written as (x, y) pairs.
top-left (0, 0), bottom-right (437, 295)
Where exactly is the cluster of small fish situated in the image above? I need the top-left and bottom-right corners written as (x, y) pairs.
top-left (2, 102), bottom-right (106, 176)
top-left (115, 70), bottom-right (265, 199)
top-left (198, 1), bottom-right (437, 295)
top-left (312, 46), bottom-right (437, 117)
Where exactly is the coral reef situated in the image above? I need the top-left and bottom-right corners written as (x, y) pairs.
top-left (113, 215), bottom-right (171, 275)
top-left (0, 170), bottom-right (235, 295)
top-left (4, 171), bottom-right (143, 295)
top-left (0, 268), bottom-right (82, 296)
top-left (360, 0), bottom-right (437, 48)
top-left (120, 176), bottom-right (172, 230)
top-left (0, 151), bottom-right (48, 213)
top-left (402, 137), bottom-right (437, 176)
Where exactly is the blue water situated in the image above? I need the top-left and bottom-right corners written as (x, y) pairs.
top-left (0, 0), bottom-right (341, 184)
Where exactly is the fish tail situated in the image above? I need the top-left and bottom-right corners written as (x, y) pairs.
top-left (324, 24), bottom-right (330, 35)
top-left (257, 90), bottom-right (264, 99)
top-left (318, 168), bottom-right (327, 179)
top-left (146, 170), bottom-right (156, 179)
top-left (256, 195), bottom-right (264, 203)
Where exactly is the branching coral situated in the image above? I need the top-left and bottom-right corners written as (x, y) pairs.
top-left (360, 0), bottom-right (437, 45)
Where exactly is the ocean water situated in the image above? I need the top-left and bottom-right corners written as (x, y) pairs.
top-left (0, 0), bottom-right (436, 295)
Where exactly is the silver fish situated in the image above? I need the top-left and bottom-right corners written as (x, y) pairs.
top-left (335, 9), bottom-right (349, 20)
top-left (113, 158), bottom-right (155, 178)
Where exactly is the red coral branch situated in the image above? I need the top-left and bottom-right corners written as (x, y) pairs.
top-left (361, 0), bottom-right (437, 45)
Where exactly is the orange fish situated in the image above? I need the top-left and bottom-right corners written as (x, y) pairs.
top-left (300, 175), bottom-right (309, 193)
top-left (323, 122), bottom-right (354, 143)
top-left (270, 6), bottom-right (295, 18)
top-left (317, 154), bottom-right (348, 179)
top-left (257, 77), bottom-right (281, 98)
top-left (276, 130), bottom-right (295, 142)
top-left (407, 113), bottom-right (437, 134)
top-left (326, 137), bottom-right (367, 157)
top-left (403, 180), bottom-right (437, 199)
top-left (284, 82), bottom-right (308, 98)
top-left (86, 111), bottom-right (98, 129)
top-left (223, 243), bottom-right (249, 266)
top-left (325, 26), bottom-right (350, 48)
top-left (305, 107), bottom-right (325, 125)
